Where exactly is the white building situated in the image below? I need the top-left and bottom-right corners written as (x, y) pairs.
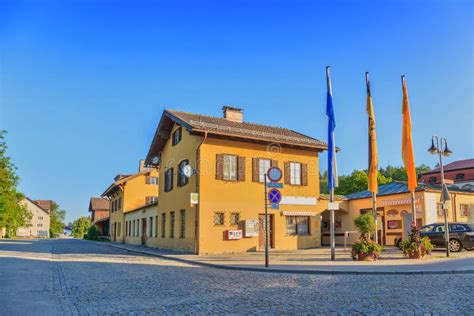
top-left (16, 198), bottom-right (51, 238)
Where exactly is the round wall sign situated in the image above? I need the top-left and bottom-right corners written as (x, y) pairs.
top-left (182, 164), bottom-right (194, 178)
top-left (268, 189), bottom-right (282, 204)
top-left (267, 167), bottom-right (282, 182)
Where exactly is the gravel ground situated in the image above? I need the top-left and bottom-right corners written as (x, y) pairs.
top-left (0, 238), bottom-right (473, 315)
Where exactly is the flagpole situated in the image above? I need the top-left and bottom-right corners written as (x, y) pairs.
top-left (326, 66), bottom-right (336, 261)
top-left (366, 72), bottom-right (378, 243)
top-left (402, 75), bottom-right (417, 227)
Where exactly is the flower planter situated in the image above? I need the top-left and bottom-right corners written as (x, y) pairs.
top-left (356, 253), bottom-right (377, 261)
top-left (407, 250), bottom-right (421, 259)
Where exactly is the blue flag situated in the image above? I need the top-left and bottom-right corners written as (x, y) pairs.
top-left (326, 68), bottom-right (338, 190)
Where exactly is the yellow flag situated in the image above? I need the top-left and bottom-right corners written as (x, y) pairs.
top-left (402, 77), bottom-right (417, 192)
top-left (366, 74), bottom-right (378, 193)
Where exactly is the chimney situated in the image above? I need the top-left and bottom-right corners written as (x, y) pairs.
top-left (222, 106), bottom-right (243, 123)
top-left (138, 159), bottom-right (150, 172)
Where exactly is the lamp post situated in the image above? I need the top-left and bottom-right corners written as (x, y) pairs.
top-left (427, 135), bottom-right (452, 257)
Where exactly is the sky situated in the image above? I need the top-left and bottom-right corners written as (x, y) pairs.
top-left (1, 0), bottom-right (472, 223)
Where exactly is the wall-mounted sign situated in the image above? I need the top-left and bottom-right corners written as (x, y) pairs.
top-left (268, 189), bottom-right (282, 204)
top-left (244, 219), bottom-right (259, 237)
top-left (190, 193), bottom-right (199, 205)
top-left (226, 230), bottom-right (243, 240)
top-left (271, 203), bottom-right (279, 209)
top-left (267, 167), bottom-right (283, 182)
top-left (328, 202), bottom-right (339, 210)
top-left (280, 196), bottom-right (317, 206)
top-left (386, 210), bottom-right (399, 218)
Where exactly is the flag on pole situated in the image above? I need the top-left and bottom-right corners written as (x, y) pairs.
top-left (401, 76), bottom-right (417, 192)
top-left (366, 73), bottom-right (378, 193)
top-left (326, 67), bottom-right (338, 190)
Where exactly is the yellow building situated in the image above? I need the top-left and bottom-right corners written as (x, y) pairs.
top-left (145, 107), bottom-right (329, 254)
top-left (321, 182), bottom-right (474, 246)
top-left (102, 160), bottom-right (159, 242)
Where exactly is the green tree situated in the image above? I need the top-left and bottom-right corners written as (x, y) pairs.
top-left (379, 164), bottom-right (431, 182)
top-left (335, 170), bottom-right (391, 195)
top-left (71, 216), bottom-right (91, 238)
top-left (49, 202), bottom-right (66, 238)
top-left (354, 213), bottom-right (376, 240)
top-left (0, 131), bottom-right (32, 237)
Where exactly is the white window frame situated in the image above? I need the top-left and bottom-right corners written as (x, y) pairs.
top-left (258, 159), bottom-right (271, 183)
top-left (290, 162), bottom-right (301, 185)
top-left (223, 155), bottom-right (237, 181)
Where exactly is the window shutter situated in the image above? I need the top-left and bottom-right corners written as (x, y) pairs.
top-left (301, 163), bottom-right (308, 186)
top-left (145, 176), bottom-right (150, 184)
top-left (284, 162), bottom-right (290, 184)
top-left (238, 156), bottom-right (246, 181)
top-left (252, 158), bottom-right (259, 182)
top-left (271, 160), bottom-right (278, 168)
top-left (216, 154), bottom-right (224, 180)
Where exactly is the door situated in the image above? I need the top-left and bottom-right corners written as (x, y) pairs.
top-left (141, 218), bottom-right (147, 245)
top-left (258, 214), bottom-right (274, 250)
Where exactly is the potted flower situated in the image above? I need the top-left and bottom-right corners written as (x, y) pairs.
top-left (401, 225), bottom-right (434, 259)
top-left (351, 213), bottom-right (383, 261)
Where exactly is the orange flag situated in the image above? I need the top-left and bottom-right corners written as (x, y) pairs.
top-left (366, 73), bottom-right (378, 193)
top-left (401, 76), bottom-right (417, 192)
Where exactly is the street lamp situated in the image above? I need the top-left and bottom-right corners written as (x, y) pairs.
top-left (427, 135), bottom-right (452, 257)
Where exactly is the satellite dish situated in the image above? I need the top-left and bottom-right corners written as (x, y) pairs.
top-left (182, 164), bottom-right (194, 178)
top-left (151, 156), bottom-right (160, 165)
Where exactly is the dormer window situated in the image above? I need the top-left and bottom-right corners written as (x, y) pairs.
top-left (429, 176), bottom-right (437, 184)
top-left (455, 173), bottom-right (465, 180)
top-left (172, 127), bottom-right (182, 146)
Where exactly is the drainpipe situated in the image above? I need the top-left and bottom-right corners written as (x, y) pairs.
top-left (194, 132), bottom-right (208, 254)
top-left (452, 192), bottom-right (457, 222)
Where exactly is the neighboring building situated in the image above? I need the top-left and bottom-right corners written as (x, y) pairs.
top-left (33, 200), bottom-right (54, 213)
top-left (102, 160), bottom-right (159, 243)
top-left (144, 107), bottom-right (329, 254)
top-left (419, 158), bottom-right (474, 190)
top-left (16, 198), bottom-right (50, 238)
top-left (321, 182), bottom-right (474, 246)
top-left (88, 197), bottom-right (110, 236)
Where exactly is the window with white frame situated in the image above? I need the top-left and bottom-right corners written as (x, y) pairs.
top-left (223, 155), bottom-right (237, 180)
top-left (258, 159), bottom-right (271, 182)
top-left (290, 162), bottom-right (301, 185)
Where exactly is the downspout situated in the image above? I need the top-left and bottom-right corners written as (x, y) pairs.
top-left (194, 132), bottom-right (208, 254)
top-left (452, 192), bottom-right (457, 222)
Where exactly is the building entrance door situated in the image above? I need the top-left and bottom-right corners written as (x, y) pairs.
top-left (258, 214), bottom-right (274, 250)
top-left (141, 218), bottom-right (147, 245)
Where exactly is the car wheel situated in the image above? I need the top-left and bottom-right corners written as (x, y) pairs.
top-left (449, 239), bottom-right (462, 252)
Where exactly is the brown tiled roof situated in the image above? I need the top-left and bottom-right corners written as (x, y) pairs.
top-left (33, 200), bottom-right (53, 213)
top-left (89, 197), bottom-right (110, 211)
top-left (422, 158), bottom-right (474, 174)
top-left (169, 110), bottom-right (327, 149)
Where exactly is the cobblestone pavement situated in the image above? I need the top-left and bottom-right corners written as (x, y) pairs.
top-left (1, 239), bottom-right (473, 315)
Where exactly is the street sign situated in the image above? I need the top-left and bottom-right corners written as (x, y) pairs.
top-left (271, 203), bottom-right (279, 209)
top-left (267, 167), bottom-right (282, 182)
top-left (267, 182), bottom-right (283, 188)
top-left (268, 189), bottom-right (282, 204)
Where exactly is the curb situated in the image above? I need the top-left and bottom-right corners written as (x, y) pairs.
top-left (98, 241), bottom-right (474, 276)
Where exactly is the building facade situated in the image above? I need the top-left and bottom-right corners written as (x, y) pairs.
top-left (16, 198), bottom-right (50, 238)
top-left (419, 158), bottom-right (474, 191)
top-left (102, 161), bottom-right (159, 242)
top-left (88, 197), bottom-right (110, 236)
top-left (144, 107), bottom-right (329, 254)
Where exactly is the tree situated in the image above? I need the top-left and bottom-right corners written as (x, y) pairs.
top-left (379, 164), bottom-right (431, 182)
top-left (49, 202), bottom-right (66, 238)
top-left (0, 131), bottom-right (32, 237)
top-left (335, 170), bottom-right (391, 195)
top-left (354, 213), bottom-right (376, 240)
top-left (71, 216), bottom-right (91, 238)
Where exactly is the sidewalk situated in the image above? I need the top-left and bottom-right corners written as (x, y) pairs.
top-left (101, 242), bottom-right (474, 275)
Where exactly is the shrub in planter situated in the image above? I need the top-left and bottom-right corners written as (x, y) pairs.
top-left (401, 225), bottom-right (434, 259)
top-left (351, 213), bottom-right (383, 261)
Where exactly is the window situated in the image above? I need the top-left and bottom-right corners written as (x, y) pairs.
top-left (290, 162), bottom-right (301, 185)
top-left (420, 225), bottom-right (434, 233)
top-left (429, 176), bottom-right (437, 184)
top-left (149, 217), bottom-right (153, 237)
top-left (180, 210), bottom-right (186, 238)
top-left (258, 159), bottom-right (271, 182)
top-left (460, 204), bottom-right (471, 217)
top-left (172, 127), bottom-right (182, 146)
top-left (146, 196), bottom-right (158, 205)
top-left (286, 216), bottom-right (309, 235)
top-left (161, 213), bottom-right (166, 238)
top-left (125, 221), bottom-right (128, 236)
top-left (434, 225), bottom-right (445, 233)
top-left (118, 197), bottom-right (122, 211)
top-left (214, 212), bottom-right (225, 226)
top-left (132, 220), bottom-right (135, 236)
top-left (170, 211), bottom-right (175, 238)
top-left (178, 160), bottom-right (189, 187)
top-left (455, 173), bottom-right (465, 180)
top-left (230, 212), bottom-right (240, 226)
top-left (147, 176), bottom-right (158, 185)
top-left (155, 216), bottom-right (158, 238)
top-left (117, 223), bottom-right (121, 237)
top-left (450, 224), bottom-right (467, 232)
top-left (165, 168), bottom-right (174, 192)
top-left (223, 155), bottom-right (237, 180)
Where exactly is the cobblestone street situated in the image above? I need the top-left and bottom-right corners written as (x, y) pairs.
top-left (1, 239), bottom-right (473, 315)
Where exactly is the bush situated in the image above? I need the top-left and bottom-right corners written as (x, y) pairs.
top-left (354, 213), bottom-right (376, 240)
top-left (401, 225), bottom-right (434, 258)
top-left (85, 226), bottom-right (99, 241)
top-left (351, 238), bottom-right (383, 260)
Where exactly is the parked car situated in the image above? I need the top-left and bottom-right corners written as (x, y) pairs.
top-left (395, 223), bottom-right (474, 252)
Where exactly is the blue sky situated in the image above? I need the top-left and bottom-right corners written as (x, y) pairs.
top-left (1, 0), bottom-right (472, 223)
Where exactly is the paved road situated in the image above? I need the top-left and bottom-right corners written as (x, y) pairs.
top-left (0, 239), bottom-right (473, 315)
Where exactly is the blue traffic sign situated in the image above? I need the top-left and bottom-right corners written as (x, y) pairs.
top-left (267, 182), bottom-right (283, 188)
top-left (267, 167), bottom-right (282, 182)
top-left (268, 189), bottom-right (282, 204)
top-left (271, 203), bottom-right (279, 209)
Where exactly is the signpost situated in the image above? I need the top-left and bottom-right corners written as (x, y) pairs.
top-left (263, 166), bottom-right (283, 267)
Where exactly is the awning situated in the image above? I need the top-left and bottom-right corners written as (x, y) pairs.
top-left (282, 211), bottom-right (318, 217)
